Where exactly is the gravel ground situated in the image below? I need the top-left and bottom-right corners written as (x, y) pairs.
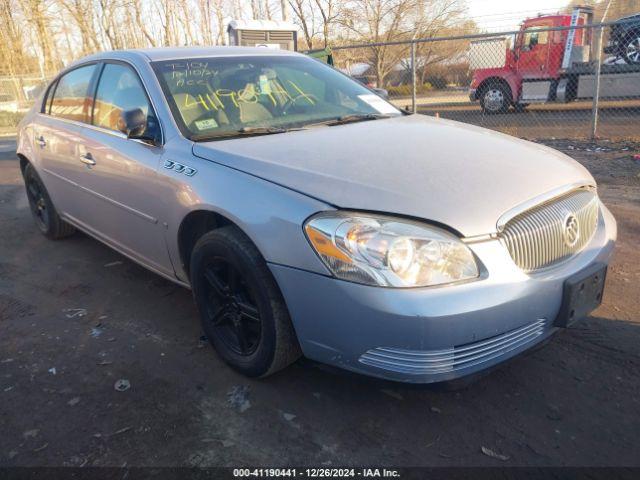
top-left (0, 137), bottom-right (639, 467)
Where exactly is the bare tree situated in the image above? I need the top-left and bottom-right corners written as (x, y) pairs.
top-left (281, 0), bottom-right (290, 20)
top-left (0, 0), bottom-right (31, 98)
top-left (313, 0), bottom-right (338, 47)
top-left (17, 0), bottom-right (61, 73)
top-left (251, 0), bottom-right (259, 19)
top-left (199, 0), bottom-right (215, 45)
top-left (176, 0), bottom-right (196, 45)
top-left (339, 0), bottom-right (419, 86)
top-left (58, 0), bottom-right (101, 55)
top-left (135, 2), bottom-right (158, 47)
top-left (288, 0), bottom-right (317, 48)
top-left (213, 0), bottom-right (227, 45)
top-left (0, 0), bottom-right (481, 94)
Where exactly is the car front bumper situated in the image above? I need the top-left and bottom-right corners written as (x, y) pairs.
top-left (269, 204), bottom-right (616, 383)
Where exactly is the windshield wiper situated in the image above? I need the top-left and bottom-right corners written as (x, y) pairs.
top-left (306, 113), bottom-right (395, 128)
top-left (191, 126), bottom-right (296, 142)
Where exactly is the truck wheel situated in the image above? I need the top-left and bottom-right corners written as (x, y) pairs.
top-left (23, 163), bottom-right (76, 240)
top-left (190, 226), bottom-right (301, 378)
top-left (480, 81), bottom-right (511, 114)
top-left (623, 32), bottom-right (640, 65)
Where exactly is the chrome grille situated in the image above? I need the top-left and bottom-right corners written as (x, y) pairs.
top-left (359, 319), bottom-right (547, 375)
top-left (499, 189), bottom-right (600, 272)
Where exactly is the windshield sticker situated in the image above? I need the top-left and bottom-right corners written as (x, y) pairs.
top-left (357, 94), bottom-right (398, 114)
top-left (194, 118), bottom-right (218, 130)
top-left (259, 75), bottom-right (271, 95)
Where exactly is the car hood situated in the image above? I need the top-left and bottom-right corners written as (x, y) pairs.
top-left (192, 115), bottom-right (594, 237)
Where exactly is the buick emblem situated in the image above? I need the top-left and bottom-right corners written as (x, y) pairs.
top-left (563, 213), bottom-right (580, 248)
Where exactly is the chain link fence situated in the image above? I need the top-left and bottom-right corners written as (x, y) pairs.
top-left (0, 74), bottom-right (50, 136)
top-left (331, 14), bottom-right (640, 142)
top-left (2, 13), bottom-right (640, 142)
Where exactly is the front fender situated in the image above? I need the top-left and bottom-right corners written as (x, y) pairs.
top-left (474, 70), bottom-right (520, 103)
top-left (160, 141), bottom-right (333, 283)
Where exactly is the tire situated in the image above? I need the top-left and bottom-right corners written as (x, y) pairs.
top-left (23, 163), bottom-right (75, 240)
top-left (479, 81), bottom-right (512, 114)
top-left (190, 226), bottom-right (301, 377)
top-left (622, 32), bottom-right (640, 65)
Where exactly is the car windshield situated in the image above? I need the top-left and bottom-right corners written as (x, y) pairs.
top-left (152, 55), bottom-right (402, 141)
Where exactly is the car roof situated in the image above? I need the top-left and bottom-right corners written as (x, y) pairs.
top-left (72, 46), bottom-right (301, 66)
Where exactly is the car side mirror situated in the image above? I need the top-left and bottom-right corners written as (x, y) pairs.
top-left (118, 108), bottom-right (148, 139)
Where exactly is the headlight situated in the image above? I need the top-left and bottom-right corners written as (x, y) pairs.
top-left (304, 212), bottom-right (479, 288)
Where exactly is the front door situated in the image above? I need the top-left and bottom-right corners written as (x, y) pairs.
top-left (73, 62), bottom-right (174, 276)
top-left (517, 24), bottom-right (552, 79)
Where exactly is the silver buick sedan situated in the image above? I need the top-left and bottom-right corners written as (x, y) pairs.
top-left (16, 47), bottom-right (616, 383)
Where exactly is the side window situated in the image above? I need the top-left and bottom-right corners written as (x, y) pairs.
top-left (50, 65), bottom-right (97, 122)
top-left (523, 27), bottom-right (549, 49)
top-left (93, 63), bottom-right (158, 137)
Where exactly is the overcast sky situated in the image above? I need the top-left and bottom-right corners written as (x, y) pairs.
top-left (467, 0), bottom-right (571, 31)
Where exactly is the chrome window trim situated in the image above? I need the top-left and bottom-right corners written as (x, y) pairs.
top-left (43, 61), bottom-right (98, 113)
top-left (34, 112), bottom-right (85, 130)
top-left (496, 181), bottom-right (596, 233)
top-left (92, 60), bottom-right (165, 146)
top-left (46, 62), bottom-right (100, 120)
top-left (39, 59), bottom-right (165, 147)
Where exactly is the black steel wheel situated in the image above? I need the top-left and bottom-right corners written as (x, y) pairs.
top-left (23, 163), bottom-right (75, 239)
top-left (190, 226), bottom-right (301, 377)
top-left (202, 258), bottom-right (262, 356)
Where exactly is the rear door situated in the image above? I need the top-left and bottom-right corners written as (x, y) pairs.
top-left (35, 63), bottom-right (98, 219)
top-left (72, 61), bottom-right (174, 276)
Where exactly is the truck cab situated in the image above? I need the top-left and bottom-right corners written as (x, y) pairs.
top-left (470, 8), bottom-right (593, 113)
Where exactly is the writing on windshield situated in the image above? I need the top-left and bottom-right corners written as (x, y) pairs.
top-left (153, 55), bottom-right (400, 139)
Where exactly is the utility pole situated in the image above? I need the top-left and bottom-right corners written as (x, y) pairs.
top-left (590, 0), bottom-right (612, 139)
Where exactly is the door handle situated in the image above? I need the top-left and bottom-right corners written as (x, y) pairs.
top-left (79, 152), bottom-right (96, 166)
top-left (37, 136), bottom-right (46, 148)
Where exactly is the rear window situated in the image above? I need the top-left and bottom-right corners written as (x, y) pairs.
top-left (50, 64), bottom-right (97, 122)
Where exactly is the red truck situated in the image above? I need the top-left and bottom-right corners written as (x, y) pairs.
top-left (469, 6), bottom-right (640, 113)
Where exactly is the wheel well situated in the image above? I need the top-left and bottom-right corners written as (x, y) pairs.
top-left (478, 77), bottom-right (513, 101)
top-left (17, 154), bottom-right (29, 175)
top-left (178, 210), bottom-right (234, 278)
